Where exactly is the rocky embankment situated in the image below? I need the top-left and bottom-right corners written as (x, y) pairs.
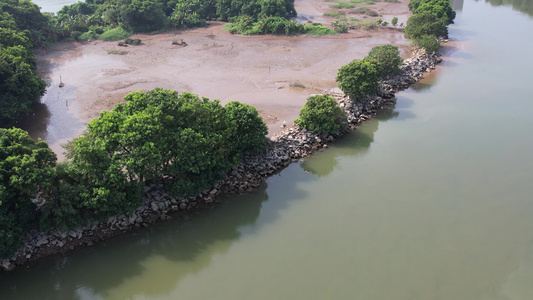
top-left (1, 51), bottom-right (441, 272)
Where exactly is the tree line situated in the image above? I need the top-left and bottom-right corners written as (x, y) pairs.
top-left (1, 89), bottom-right (267, 258)
top-left (0, 0), bottom-right (47, 126)
top-left (297, 0), bottom-right (457, 132)
top-left (1, 0), bottom-right (455, 260)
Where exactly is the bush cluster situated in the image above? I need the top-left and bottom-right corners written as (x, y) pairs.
top-left (298, 44), bottom-right (403, 134)
top-left (295, 95), bottom-right (348, 134)
top-left (49, 0), bottom-right (297, 40)
top-left (1, 89), bottom-right (268, 258)
top-left (0, 2), bottom-right (47, 126)
top-left (0, 128), bottom-right (56, 258)
top-left (226, 16), bottom-right (336, 35)
top-left (404, 0), bottom-right (456, 52)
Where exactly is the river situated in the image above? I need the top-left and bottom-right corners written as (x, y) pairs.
top-left (2, 0), bottom-right (533, 299)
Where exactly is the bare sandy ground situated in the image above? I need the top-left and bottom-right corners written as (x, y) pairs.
top-left (33, 0), bottom-right (414, 156)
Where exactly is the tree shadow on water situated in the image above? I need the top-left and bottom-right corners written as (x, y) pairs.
top-left (300, 105), bottom-right (400, 177)
top-left (0, 170), bottom-right (311, 299)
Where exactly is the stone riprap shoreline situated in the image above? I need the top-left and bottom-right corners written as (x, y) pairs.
top-left (1, 51), bottom-right (441, 272)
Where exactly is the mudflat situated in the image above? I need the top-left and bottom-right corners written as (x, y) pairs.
top-left (33, 0), bottom-right (413, 156)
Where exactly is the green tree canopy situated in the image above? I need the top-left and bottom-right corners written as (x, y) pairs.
top-left (295, 94), bottom-right (347, 134)
top-left (336, 58), bottom-right (380, 100)
top-left (415, 0), bottom-right (456, 25)
top-left (63, 88), bottom-right (267, 199)
top-left (0, 128), bottom-right (56, 258)
top-left (404, 10), bottom-right (448, 40)
top-left (0, 45), bottom-right (46, 126)
top-left (367, 45), bottom-right (403, 77)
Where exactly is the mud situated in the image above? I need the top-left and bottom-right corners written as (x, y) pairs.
top-left (29, 0), bottom-right (414, 158)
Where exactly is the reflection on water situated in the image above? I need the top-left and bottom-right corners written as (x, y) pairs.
top-left (478, 0), bottom-right (533, 17)
top-left (2, 1), bottom-right (533, 299)
top-left (13, 102), bottom-right (51, 137)
top-left (301, 105), bottom-right (399, 177)
top-left (0, 186), bottom-right (270, 299)
top-left (17, 83), bottom-right (80, 145)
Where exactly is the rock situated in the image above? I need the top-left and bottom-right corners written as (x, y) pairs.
top-left (36, 238), bottom-right (49, 247)
top-left (1, 260), bottom-right (15, 271)
top-left (150, 201), bottom-right (159, 211)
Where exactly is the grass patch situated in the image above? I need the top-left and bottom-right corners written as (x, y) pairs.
top-left (352, 20), bottom-right (378, 30)
top-left (78, 31), bottom-right (99, 41)
top-left (324, 11), bottom-right (344, 18)
top-left (351, 7), bottom-right (380, 16)
top-left (304, 23), bottom-right (338, 35)
top-left (227, 16), bottom-right (338, 36)
top-left (290, 81), bottom-right (306, 88)
top-left (331, 1), bottom-right (356, 9)
top-left (107, 49), bottom-right (129, 55)
top-left (100, 27), bottom-right (131, 41)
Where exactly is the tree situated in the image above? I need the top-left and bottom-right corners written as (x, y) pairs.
top-left (367, 45), bottom-right (403, 77)
top-left (0, 128), bottom-right (56, 258)
top-left (295, 94), bottom-right (347, 134)
top-left (403, 10), bottom-right (448, 40)
top-left (415, 0), bottom-right (456, 25)
top-left (118, 0), bottom-right (167, 32)
top-left (224, 101), bottom-right (268, 156)
top-left (63, 88), bottom-right (267, 198)
top-left (414, 34), bottom-right (441, 53)
top-left (336, 59), bottom-right (380, 100)
top-left (0, 0), bottom-right (51, 45)
top-left (0, 45), bottom-right (46, 126)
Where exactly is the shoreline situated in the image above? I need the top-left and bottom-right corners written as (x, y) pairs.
top-left (19, 0), bottom-right (414, 159)
top-left (1, 50), bottom-right (442, 272)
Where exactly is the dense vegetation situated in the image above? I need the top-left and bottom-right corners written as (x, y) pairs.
top-left (0, 0), bottom-right (47, 126)
top-left (1, 89), bottom-right (267, 258)
top-left (336, 57), bottom-right (381, 100)
top-left (297, 44), bottom-right (403, 134)
top-left (295, 95), bottom-right (347, 134)
top-left (226, 15), bottom-right (336, 35)
top-left (367, 45), bottom-right (403, 77)
top-left (0, 128), bottom-right (56, 258)
top-left (51, 0), bottom-right (296, 39)
top-left (404, 0), bottom-right (456, 52)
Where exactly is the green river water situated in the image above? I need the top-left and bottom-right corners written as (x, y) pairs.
top-left (2, 0), bottom-right (533, 299)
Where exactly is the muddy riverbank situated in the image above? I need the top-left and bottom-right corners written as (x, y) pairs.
top-left (20, 0), bottom-right (414, 159)
top-left (1, 51), bottom-right (441, 272)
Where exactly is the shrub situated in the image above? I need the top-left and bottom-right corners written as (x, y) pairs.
top-left (391, 16), bottom-right (398, 26)
top-left (99, 27), bottom-right (131, 41)
top-left (367, 45), bottom-right (403, 76)
top-left (332, 21), bottom-right (349, 33)
top-left (336, 58), bottom-right (380, 100)
top-left (78, 30), bottom-right (99, 40)
top-left (304, 23), bottom-right (337, 35)
top-left (414, 34), bottom-right (441, 53)
top-left (295, 95), bottom-right (347, 134)
top-left (404, 10), bottom-right (448, 40)
top-left (124, 38), bottom-right (142, 45)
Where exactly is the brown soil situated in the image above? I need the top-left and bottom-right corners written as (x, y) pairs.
top-left (34, 0), bottom-right (413, 156)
